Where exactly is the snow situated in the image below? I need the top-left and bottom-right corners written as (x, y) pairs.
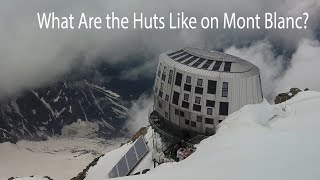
top-left (87, 91), bottom-right (320, 180)
top-left (0, 137), bottom-right (125, 180)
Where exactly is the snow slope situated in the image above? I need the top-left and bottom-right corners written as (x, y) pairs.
top-left (86, 91), bottom-right (320, 180)
top-left (0, 137), bottom-right (125, 180)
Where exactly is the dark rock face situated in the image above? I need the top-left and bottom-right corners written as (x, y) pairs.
top-left (0, 60), bottom-right (154, 143)
top-left (0, 80), bottom-right (128, 143)
top-left (274, 88), bottom-right (308, 104)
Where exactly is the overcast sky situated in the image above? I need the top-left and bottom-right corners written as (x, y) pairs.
top-left (0, 0), bottom-right (319, 99)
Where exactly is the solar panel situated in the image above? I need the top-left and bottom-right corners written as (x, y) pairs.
top-left (212, 61), bottom-right (222, 71)
top-left (201, 60), bottom-right (214, 69)
top-left (171, 52), bottom-right (187, 59)
top-left (135, 136), bottom-right (149, 159)
top-left (183, 56), bottom-right (198, 65)
top-left (176, 54), bottom-right (192, 62)
top-left (126, 147), bottom-right (138, 170)
top-left (224, 62), bottom-right (232, 72)
top-left (191, 58), bottom-right (205, 67)
top-left (108, 136), bottom-right (148, 178)
top-left (168, 50), bottom-right (183, 56)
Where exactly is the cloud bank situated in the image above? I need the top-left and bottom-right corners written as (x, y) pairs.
top-left (0, 0), bottom-right (319, 99)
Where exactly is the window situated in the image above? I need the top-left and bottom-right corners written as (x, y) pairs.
top-left (197, 116), bottom-right (202, 122)
top-left (155, 86), bottom-right (158, 93)
top-left (193, 104), bottom-right (201, 112)
top-left (195, 97), bottom-right (201, 104)
top-left (162, 67), bottom-right (167, 81)
top-left (186, 76), bottom-right (191, 84)
top-left (207, 107), bottom-right (213, 115)
top-left (165, 95), bottom-right (169, 102)
top-left (207, 80), bottom-right (217, 94)
top-left (185, 119), bottom-right (190, 125)
top-left (224, 62), bottom-right (232, 72)
top-left (160, 82), bottom-right (164, 91)
top-left (175, 72), bottom-right (183, 86)
top-left (206, 100), bottom-right (215, 107)
top-left (180, 111), bottom-right (184, 117)
top-left (184, 84), bottom-right (191, 92)
top-left (205, 118), bottom-right (214, 124)
top-left (168, 70), bottom-right (173, 84)
top-left (182, 101), bottom-right (189, 109)
top-left (191, 121), bottom-right (196, 127)
top-left (159, 91), bottom-right (163, 98)
top-left (184, 94), bottom-right (189, 101)
top-left (157, 67), bottom-right (161, 77)
top-left (197, 79), bottom-right (203, 86)
top-left (175, 109), bottom-right (179, 115)
top-left (195, 87), bottom-right (203, 94)
top-left (219, 102), bottom-right (229, 116)
top-left (165, 112), bottom-right (169, 118)
top-left (158, 101), bottom-right (162, 109)
top-left (162, 73), bottom-right (166, 81)
top-left (222, 82), bottom-right (229, 97)
top-left (172, 91), bottom-right (180, 105)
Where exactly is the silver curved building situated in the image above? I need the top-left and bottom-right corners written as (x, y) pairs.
top-left (150, 47), bottom-right (263, 140)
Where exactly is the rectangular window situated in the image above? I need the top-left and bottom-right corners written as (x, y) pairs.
top-left (184, 94), bottom-right (189, 101)
top-left (165, 112), bottom-right (169, 118)
top-left (165, 95), bottom-right (169, 102)
top-left (224, 62), bottom-right (232, 72)
top-left (195, 87), bottom-right (203, 94)
top-left (175, 109), bottom-right (179, 115)
top-left (205, 118), bottom-right (214, 124)
top-left (191, 121), bottom-right (196, 127)
top-left (185, 119), bottom-right (190, 125)
top-left (158, 100), bottom-right (162, 109)
top-left (160, 82), bottom-right (164, 91)
top-left (222, 82), bottom-right (229, 97)
top-left (186, 76), bottom-right (191, 84)
top-left (155, 86), bottom-right (158, 93)
top-left (157, 67), bottom-right (161, 77)
top-left (197, 79), bottom-right (203, 86)
top-left (206, 100), bottom-right (215, 107)
top-left (207, 107), bottom-right (213, 115)
top-left (193, 104), bottom-right (201, 112)
top-left (180, 111), bottom-right (184, 117)
top-left (182, 101), bottom-right (190, 109)
top-left (168, 70), bottom-right (173, 84)
top-left (195, 97), bottom-right (201, 104)
top-left (175, 72), bottom-right (183, 86)
top-left (184, 84), bottom-right (191, 92)
top-left (162, 73), bottom-right (166, 81)
top-left (172, 91), bottom-right (180, 105)
top-left (219, 102), bottom-right (229, 116)
top-left (197, 116), bottom-right (202, 122)
top-left (159, 91), bottom-right (163, 98)
top-left (207, 80), bottom-right (217, 94)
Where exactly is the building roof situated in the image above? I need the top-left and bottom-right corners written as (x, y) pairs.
top-left (165, 47), bottom-right (258, 74)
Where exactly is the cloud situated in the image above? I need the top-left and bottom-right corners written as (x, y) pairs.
top-left (276, 39), bottom-right (320, 92)
top-left (125, 94), bottom-right (153, 134)
top-left (0, 0), bottom-right (319, 98)
top-left (225, 40), bottom-right (285, 100)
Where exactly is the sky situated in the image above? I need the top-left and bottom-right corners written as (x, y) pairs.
top-left (0, 0), bottom-right (320, 100)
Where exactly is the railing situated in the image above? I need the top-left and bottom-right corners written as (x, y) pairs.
top-left (148, 107), bottom-right (182, 143)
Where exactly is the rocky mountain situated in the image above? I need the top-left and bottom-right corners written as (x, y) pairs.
top-left (0, 60), bottom-right (154, 143)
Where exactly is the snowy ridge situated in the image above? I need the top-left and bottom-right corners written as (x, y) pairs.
top-left (85, 91), bottom-right (320, 180)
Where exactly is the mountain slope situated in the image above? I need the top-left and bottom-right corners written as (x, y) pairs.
top-left (86, 91), bottom-right (320, 180)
